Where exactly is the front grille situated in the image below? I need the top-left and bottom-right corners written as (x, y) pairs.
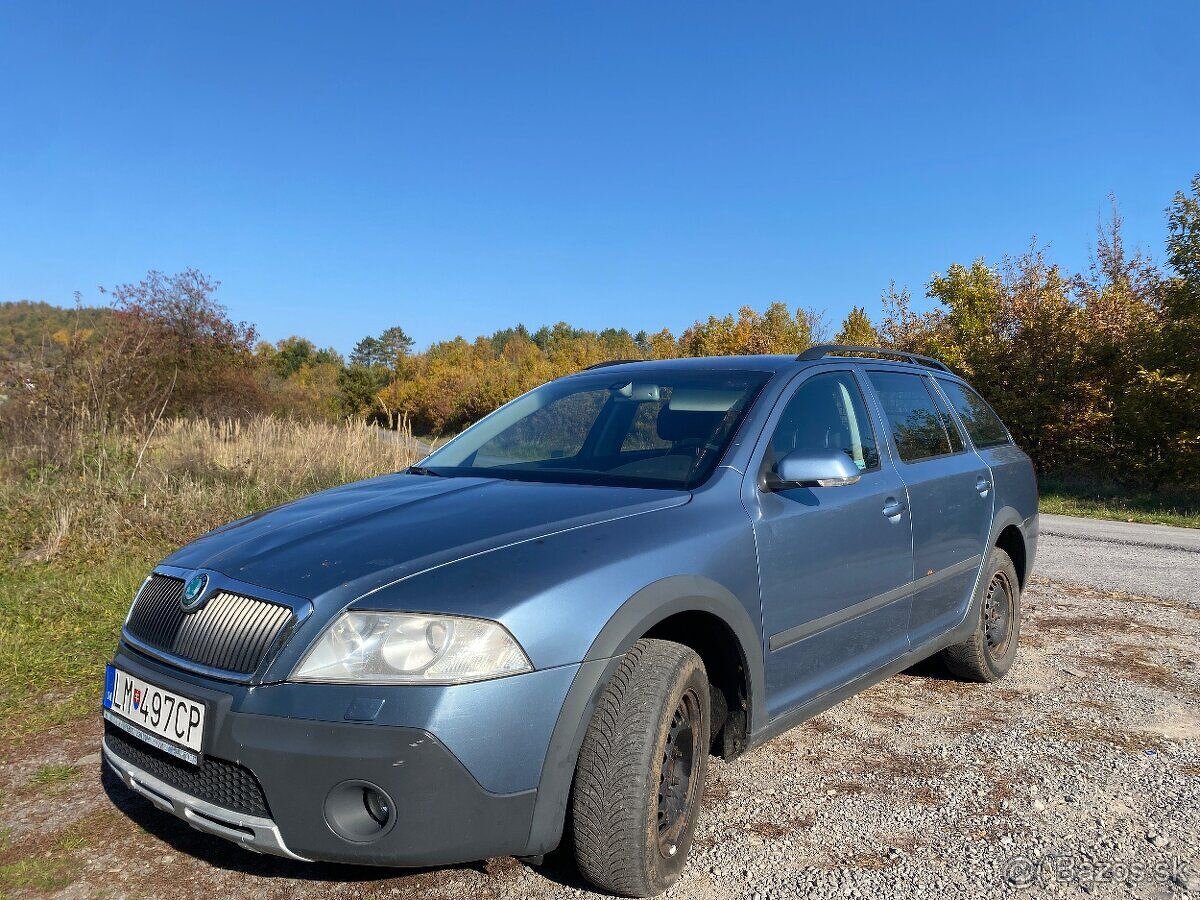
top-left (125, 574), bottom-right (187, 649)
top-left (125, 574), bottom-right (294, 675)
top-left (104, 722), bottom-right (270, 817)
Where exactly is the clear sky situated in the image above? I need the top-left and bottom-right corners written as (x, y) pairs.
top-left (2, 2), bottom-right (1198, 353)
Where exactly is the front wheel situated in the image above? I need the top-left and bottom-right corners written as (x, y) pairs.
top-left (941, 547), bottom-right (1022, 682)
top-left (571, 638), bottom-right (710, 897)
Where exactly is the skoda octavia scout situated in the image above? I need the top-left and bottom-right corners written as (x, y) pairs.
top-left (101, 345), bottom-right (1037, 896)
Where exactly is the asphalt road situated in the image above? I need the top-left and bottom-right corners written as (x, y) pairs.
top-left (1037, 513), bottom-right (1200, 603)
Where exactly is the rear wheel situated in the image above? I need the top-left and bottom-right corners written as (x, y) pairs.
top-left (941, 547), bottom-right (1021, 682)
top-left (570, 639), bottom-right (710, 897)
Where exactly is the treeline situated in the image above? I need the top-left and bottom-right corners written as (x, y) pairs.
top-left (2, 175), bottom-right (1198, 489)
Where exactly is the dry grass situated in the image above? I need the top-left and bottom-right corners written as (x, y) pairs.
top-left (154, 417), bottom-right (421, 491)
top-left (1079, 647), bottom-right (1187, 692)
top-left (0, 416), bottom-right (423, 738)
top-left (1035, 612), bottom-right (1174, 638)
top-left (746, 821), bottom-right (791, 839)
top-left (1039, 717), bottom-right (1169, 754)
top-left (1, 415), bottom-right (423, 566)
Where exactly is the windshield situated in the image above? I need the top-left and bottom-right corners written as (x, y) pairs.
top-left (416, 369), bottom-right (771, 489)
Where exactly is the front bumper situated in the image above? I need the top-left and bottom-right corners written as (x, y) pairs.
top-left (103, 643), bottom-right (569, 867)
top-left (103, 738), bottom-right (307, 860)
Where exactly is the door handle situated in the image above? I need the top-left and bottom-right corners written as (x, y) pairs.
top-left (976, 477), bottom-right (991, 497)
top-left (882, 498), bottom-right (906, 519)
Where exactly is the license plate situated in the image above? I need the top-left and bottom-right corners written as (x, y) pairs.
top-left (103, 665), bottom-right (206, 765)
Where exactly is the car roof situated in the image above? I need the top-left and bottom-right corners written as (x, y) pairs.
top-left (571, 355), bottom-right (800, 377)
top-left (570, 353), bottom-right (964, 382)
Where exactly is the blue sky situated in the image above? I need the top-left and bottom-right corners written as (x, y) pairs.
top-left (2, 2), bottom-right (1198, 353)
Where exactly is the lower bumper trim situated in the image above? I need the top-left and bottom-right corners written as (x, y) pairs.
top-left (102, 738), bottom-right (310, 862)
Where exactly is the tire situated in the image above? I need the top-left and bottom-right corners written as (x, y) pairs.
top-left (571, 639), bottom-right (710, 897)
top-left (941, 546), bottom-right (1022, 682)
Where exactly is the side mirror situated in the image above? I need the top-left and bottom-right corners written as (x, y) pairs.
top-left (767, 449), bottom-right (862, 490)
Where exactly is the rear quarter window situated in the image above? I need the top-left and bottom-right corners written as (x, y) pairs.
top-left (926, 379), bottom-right (965, 452)
top-left (937, 380), bottom-right (1012, 448)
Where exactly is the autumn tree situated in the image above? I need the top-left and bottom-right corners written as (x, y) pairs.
top-left (264, 336), bottom-right (342, 379)
top-left (834, 306), bottom-right (879, 345)
top-left (879, 282), bottom-right (943, 355)
top-left (97, 269), bottom-right (266, 418)
top-left (6, 176), bottom-right (1198, 489)
top-left (645, 328), bottom-right (680, 359)
top-left (678, 302), bottom-right (813, 356)
top-left (1133, 176), bottom-right (1200, 485)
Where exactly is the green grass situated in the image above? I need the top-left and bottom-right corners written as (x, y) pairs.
top-left (0, 818), bottom-right (96, 900)
top-left (0, 858), bottom-right (77, 895)
top-left (29, 763), bottom-right (79, 788)
top-left (0, 557), bottom-right (159, 739)
top-left (1040, 476), bottom-right (1200, 528)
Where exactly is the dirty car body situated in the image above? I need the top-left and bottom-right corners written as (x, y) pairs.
top-left (101, 348), bottom-right (1038, 883)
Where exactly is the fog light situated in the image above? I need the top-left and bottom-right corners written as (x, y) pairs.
top-left (363, 787), bottom-right (391, 826)
top-left (325, 781), bottom-right (396, 842)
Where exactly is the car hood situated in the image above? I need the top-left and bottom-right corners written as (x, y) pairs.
top-left (162, 473), bottom-right (690, 604)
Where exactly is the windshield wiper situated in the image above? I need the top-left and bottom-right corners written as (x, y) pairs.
top-left (407, 465), bottom-right (446, 477)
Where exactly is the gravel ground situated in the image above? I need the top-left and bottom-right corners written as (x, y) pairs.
top-left (2, 518), bottom-right (1198, 899)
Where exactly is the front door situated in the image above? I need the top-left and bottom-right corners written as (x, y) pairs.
top-left (749, 369), bottom-right (915, 719)
top-left (864, 371), bottom-right (995, 648)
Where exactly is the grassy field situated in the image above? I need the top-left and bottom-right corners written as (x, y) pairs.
top-left (1039, 476), bottom-right (1200, 528)
top-left (0, 417), bottom-right (422, 741)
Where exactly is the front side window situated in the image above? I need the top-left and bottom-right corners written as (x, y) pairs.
top-left (418, 369), bottom-right (771, 489)
top-left (937, 380), bottom-right (1012, 448)
top-left (767, 372), bottom-right (880, 472)
top-left (867, 371), bottom-right (957, 462)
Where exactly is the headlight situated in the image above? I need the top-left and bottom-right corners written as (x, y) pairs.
top-left (291, 611), bottom-right (532, 684)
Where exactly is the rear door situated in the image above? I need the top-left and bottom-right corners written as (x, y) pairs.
top-left (748, 368), bottom-right (915, 718)
top-left (864, 370), bottom-right (994, 648)
top-left (934, 376), bottom-right (1037, 558)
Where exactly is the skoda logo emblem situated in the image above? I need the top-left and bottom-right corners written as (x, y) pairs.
top-left (182, 573), bottom-right (209, 611)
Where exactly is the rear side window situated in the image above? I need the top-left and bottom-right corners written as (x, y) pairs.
top-left (867, 371), bottom-right (956, 462)
top-left (938, 380), bottom-right (1011, 448)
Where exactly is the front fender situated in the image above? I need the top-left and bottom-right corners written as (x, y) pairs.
top-left (582, 574), bottom-right (765, 723)
top-left (523, 575), bottom-right (765, 856)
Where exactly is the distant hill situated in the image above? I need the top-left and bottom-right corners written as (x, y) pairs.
top-left (0, 300), bottom-right (112, 360)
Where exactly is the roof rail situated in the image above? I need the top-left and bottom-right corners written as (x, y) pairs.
top-left (581, 358), bottom-right (645, 371)
top-left (796, 344), bottom-right (952, 372)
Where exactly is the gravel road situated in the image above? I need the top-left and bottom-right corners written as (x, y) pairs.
top-left (3, 515), bottom-right (1198, 900)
